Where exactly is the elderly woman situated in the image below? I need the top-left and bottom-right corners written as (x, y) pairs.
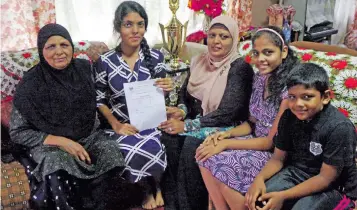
top-left (159, 15), bottom-right (255, 210)
top-left (10, 23), bottom-right (139, 210)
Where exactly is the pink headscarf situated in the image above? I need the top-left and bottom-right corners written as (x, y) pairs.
top-left (187, 15), bottom-right (239, 115)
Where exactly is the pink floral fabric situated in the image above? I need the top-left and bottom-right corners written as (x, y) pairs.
top-left (344, 3), bottom-right (357, 50)
top-left (0, 0), bottom-right (56, 52)
top-left (227, 0), bottom-right (253, 34)
top-left (266, 4), bottom-right (296, 29)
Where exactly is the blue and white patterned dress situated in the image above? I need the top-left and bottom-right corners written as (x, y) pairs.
top-left (95, 48), bottom-right (167, 183)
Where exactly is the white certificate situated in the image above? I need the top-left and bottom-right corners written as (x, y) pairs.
top-left (123, 79), bottom-right (167, 131)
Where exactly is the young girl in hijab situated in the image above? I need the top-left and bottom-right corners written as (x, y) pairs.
top-left (159, 15), bottom-right (255, 210)
top-left (195, 26), bottom-right (299, 210)
top-left (10, 23), bottom-right (139, 210)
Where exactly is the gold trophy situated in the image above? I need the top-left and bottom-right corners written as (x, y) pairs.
top-left (159, 0), bottom-right (188, 70)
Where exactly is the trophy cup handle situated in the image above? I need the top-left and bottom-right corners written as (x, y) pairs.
top-left (182, 21), bottom-right (189, 48)
top-left (159, 23), bottom-right (169, 51)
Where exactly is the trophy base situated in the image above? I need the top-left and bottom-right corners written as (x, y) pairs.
top-left (170, 61), bottom-right (180, 70)
top-left (165, 59), bottom-right (189, 73)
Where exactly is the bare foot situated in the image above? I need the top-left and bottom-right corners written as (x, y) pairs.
top-left (142, 193), bottom-right (157, 209)
top-left (155, 189), bottom-right (164, 207)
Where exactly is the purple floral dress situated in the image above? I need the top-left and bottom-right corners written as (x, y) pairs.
top-left (198, 74), bottom-right (288, 193)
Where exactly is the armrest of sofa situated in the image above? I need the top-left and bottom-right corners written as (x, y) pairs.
top-left (153, 42), bottom-right (208, 63)
top-left (179, 42), bottom-right (208, 62)
top-left (83, 41), bottom-right (109, 62)
top-left (290, 41), bottom-right (357, 56)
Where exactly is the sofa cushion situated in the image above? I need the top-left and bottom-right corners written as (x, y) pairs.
top-left (179, 42), bottom-right (208, 63)
top-left (1, 97), bottom-right (13, 128)
top-left (1, 48), bottom-right (38, 101)
top-left (237, 40), bottom-right (357, 127)
top-left (1, 161), bottom-right (31, 210)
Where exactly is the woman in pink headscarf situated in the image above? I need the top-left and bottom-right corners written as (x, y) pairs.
top-left (159, 15), bottom-right (255, 210)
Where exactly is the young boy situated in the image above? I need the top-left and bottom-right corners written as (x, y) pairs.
top-left (245, 63), bottom-right (357, 210)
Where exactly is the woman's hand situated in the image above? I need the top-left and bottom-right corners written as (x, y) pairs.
top-left (159, 119), bottom-right (184, 134)
top-left (195, 142), bottom-right (226, 162)
top-left (44, 135), bottom-right (91, 164)
top-left (166, 106), bottom-right (184, 120)
top-left (58, 137), bottom-right (91, 164)
top-left (203, 131), bottom-right (231, 146)
top-left (110, 119), bottom-right (139, 136)
top-left (155, 78), bottom-right (174, 92)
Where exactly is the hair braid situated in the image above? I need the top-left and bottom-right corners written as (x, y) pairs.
top-left (115, 43), bottom-right (122, 54)
top-left (140, 37), bottom-right (154, 75)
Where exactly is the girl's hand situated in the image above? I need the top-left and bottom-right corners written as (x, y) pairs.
top-left (155, 78), bottom-right (174, 92)
top-left (195, 142), bottom-right (226, 162)
top-left (203, 131), bottom-right (231, 146)
top-left (110, 119), bottom-right (139, 136)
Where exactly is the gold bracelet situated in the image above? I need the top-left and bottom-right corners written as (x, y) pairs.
top-left (179, 109), bottom-right (186, 118)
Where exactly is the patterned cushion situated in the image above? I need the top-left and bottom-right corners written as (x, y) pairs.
top-left (1, 97), bottom-right (13, 128)
top-left (237, 40), bottom-right (357, 128)
top-left (1, 161), bottom-right (30, 210)
top-left (0, 49), bottom-right (36, 101)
